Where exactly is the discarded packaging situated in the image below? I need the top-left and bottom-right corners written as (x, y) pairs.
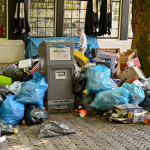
top-left (120, 57), bottom-right (141, 71)
top-left (38, 120), bottom-right (75, 138)
top-left (19, 58), bottom-right (33, 69)
top-left (119, 49), bottom-right (137, 63)
top-left (0, 135), bottom-right (7, 143)
top-left (74, 48), bottom-right (89, 67)
top-left (7, 81), bottom-right (21, 95)
top-left (132, 112), bottom-right (145, 123)
top-left (144, 112), bottom-right (150, 125)
top-left (119, 66), bottom-right (146, 83)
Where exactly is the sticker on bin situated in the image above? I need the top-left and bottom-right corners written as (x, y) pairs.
top-left (55, 71), bottom-right (66, 79)
top-left (50, 47), bottom-right (71, 61)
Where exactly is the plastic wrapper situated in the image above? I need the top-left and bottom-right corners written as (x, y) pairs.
top-left (122, 83), bottom-right (145, 105)
top-left (0, 85), bottom-right (13, 105)
top-left (16, 72), bottom-right (48, 108)
top-left (89, 87), bottom-right (130, 110)
top-left (25, 105), bottom-right (48, 125)
top-left (38, 120), bottom-right (75, 138)
top-left (80, 93), bottom-right (96, 114)
top-left (83, 65), bottom-right (113, 96)
top-left (0, 120), bottom-right (14, 136)
top-left (7, 82), bottom-right (21, 95)
top-left (0, 95), bottom-right (25, 126)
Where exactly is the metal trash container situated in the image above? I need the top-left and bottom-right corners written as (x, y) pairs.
top-left (39, 40), bottom-right (74, 113)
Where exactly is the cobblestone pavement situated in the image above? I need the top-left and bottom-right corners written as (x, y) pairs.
top-left (1, 112), bottom-right (150, 150)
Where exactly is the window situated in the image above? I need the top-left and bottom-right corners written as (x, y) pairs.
top-left (63, 0), bottom-right (87, 36)
top-left (128, 0), bottom-right (133, 38)
top-left (99, 0), bottom-right (120, 38)
top-left (0, 0), bottom-right (6, 38)
top-left (29, 0), bottom-right (55, 37)
top-left (63, 0), bottom-right (120, 38)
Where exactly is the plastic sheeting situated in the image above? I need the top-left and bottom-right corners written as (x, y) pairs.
top-left (16, 72), bottom-right (48, 109)
top-left (122, 83), bottom-right (145, 105)
top-left (0, 95), bottom-right (25, 126)
top-left (38, 120), bottom-right (75, 138)
top-left (89, 87), bottom-right (130, 110)
top-left (84, 65), bottom-right (113, 96)
top-left (25, 36), bottom-right (99, 59)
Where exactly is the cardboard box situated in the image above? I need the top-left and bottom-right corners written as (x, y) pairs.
top-left (19, 58), bottom-right (33, 68)
top-left (113, 104), bottom-right (143, 121)
top-left (119, 66), bottom-right (146, 83)
top-left (97, 51), bottom-right (117, 77)
top-left (74, 48), bottom-right (89, 67)
top-left (120, 57), bottom-right (141, 71)
top-left (119, 49), bottom-right (138, 63)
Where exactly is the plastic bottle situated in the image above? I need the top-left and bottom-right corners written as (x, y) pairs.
top-left (79, 109), bottom-right (87, 118)
top-left (14, 128), bottom-right (18, 134)
top-left (0, 75), bottom-right (12, 85)
top-left (0, 135), bottom-right (7, 143)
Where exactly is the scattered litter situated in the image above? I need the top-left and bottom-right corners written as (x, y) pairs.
top-left (0, 135), bottom-right (7, 143)
top-left (38, 120), bottom-right (75, 138)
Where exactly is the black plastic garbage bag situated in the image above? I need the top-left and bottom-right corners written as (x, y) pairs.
top-left (0, 120), bottom-right (14, 136)
top-left (3, 64), bottom-right (18, 78)
top-left (25, 105), bottom-right (48, 125)
top-left (38, 120), bottom-right (75, 138)
top-left (11, 68), bottom-right (32, 82)
top-left (139, 88), bottom-right (150, 112)
top-left (2, 64), bottom-right (32, 82)
top-left (74, 73), bottom-right (86, 95)
top-left (80, 93), bottom-right (96, 114)
top-left (0, 85), bottom-right (13, 105)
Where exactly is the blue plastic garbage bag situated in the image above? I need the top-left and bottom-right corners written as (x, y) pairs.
top-left (0, 95), bottom-right (25, 126)
top-left (89, 87), bottom-right (130, 110)
top-left (121, 83), bottom-right (145, 105)
top-left (16, 72), bottom-right (48, 108)
top-left (83, 65), bottom-right (112, 96)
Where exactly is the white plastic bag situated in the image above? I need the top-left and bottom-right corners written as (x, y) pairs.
top-left (7, 81), bottom-right (21, 95)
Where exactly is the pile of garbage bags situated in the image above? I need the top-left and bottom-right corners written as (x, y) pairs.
top-left (0, 63), bottom-right (48, 126)
top-left (74, 64), bottom-right (147, 114)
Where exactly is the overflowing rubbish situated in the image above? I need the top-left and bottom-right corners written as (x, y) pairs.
top-left (83, 65), bottom-right (112, 96)
top-left (89, 87), bottom-right (129, 110)
top-left (25, 105), bottom-right (48, 125)
top-left (38, 120), bottom-right (75, 138)
top-left (0, 95), bottom-right (25, 126)
top-left (16, 72), bottom-right (48, 109)
top-left (122, 83), bottom-right (145, 105)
